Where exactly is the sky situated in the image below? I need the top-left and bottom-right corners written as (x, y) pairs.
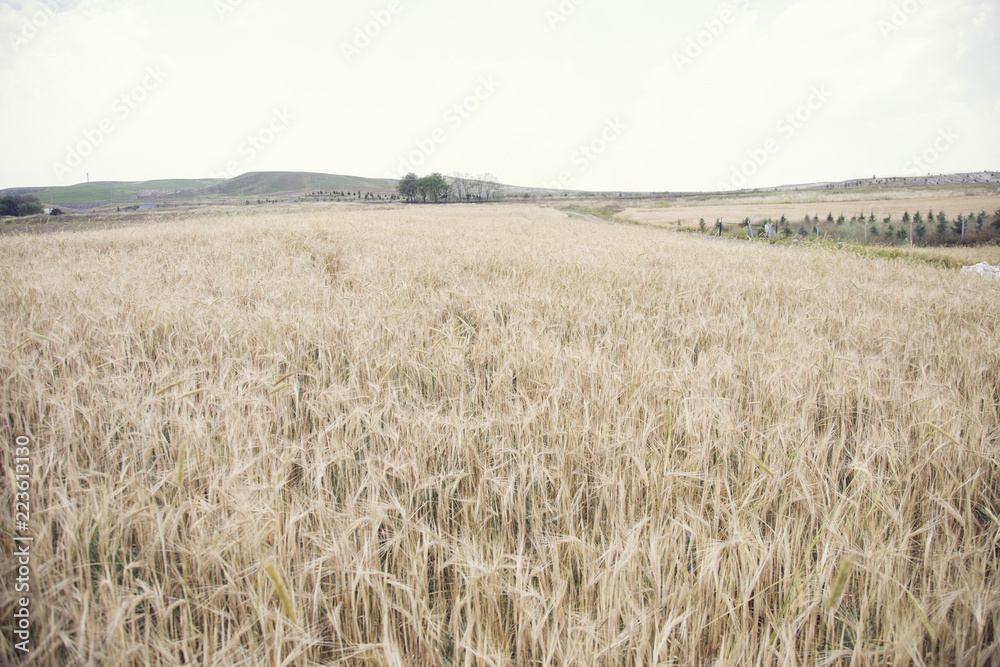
top-left (1, 0), bottom-right (998, 192)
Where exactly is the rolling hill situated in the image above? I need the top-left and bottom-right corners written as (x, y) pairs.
top-left (0, 172), bottom-right (399, 208)
top-left (202, 172), bottom-right (397, 198)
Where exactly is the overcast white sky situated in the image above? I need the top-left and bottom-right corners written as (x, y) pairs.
top-left (1, 0), bottom-right (998, 191)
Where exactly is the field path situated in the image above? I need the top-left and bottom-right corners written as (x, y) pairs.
top-left (561, 209), bottom-right (623, 225)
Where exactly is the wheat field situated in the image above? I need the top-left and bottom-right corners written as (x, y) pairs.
top-left (2, 204), bottom-right (999, 666)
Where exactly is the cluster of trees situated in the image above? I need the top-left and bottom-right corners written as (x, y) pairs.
top-left (397, 173), bottom-right (449, 203)
top-left (0, 194), bottom-right (55, 217)
top-left (302, 190), bottom-right (398, 202)
top-left (447, 172), bottom-right (502, 203)
top-left (396, 172), bottom-right (502, 204)
top-left (723, 208), bottom-right (1000, 246)
top-left (845, 208), bottom-right (1000, 244)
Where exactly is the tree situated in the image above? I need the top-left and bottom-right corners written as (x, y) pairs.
top-left (699, 217), bottom-right (706, 233)
top-left (397, 173), bottom-right (419, 202)
top-left (976, 210), bottom-right (986, 232)
top-left (915, 221), bottom-right (927, 242)
top-left (0, 196), bottom-right (17, 217)
top-left (448, 172), bottom-right (470, 202)
top-left (837, 214), bottom-right (846, 225)
top-left (416, 176), bottom-right (430, 203)
top-left (827, 212), bottom-right (835, 223)
top-left (17, 202), bottom-right (42, 216)
top-left (431, 173), bottom-right (451, 202)
top-left (952, 214), bottom-right (964, 237)
top-left (1, 194), bottom-right (41, 217)
top-left (936, 211), bottom-right (948, 237)
top-left (446, 172), bottom-right (501, 202)
top-left (993, 209), bottom-right (1000, 232)
top-left (416, 173), bottom-right (450, 203)
top-left (475, 173), bottom-right (502, 201)
top-left (50, 207), bottom-right (64, 216)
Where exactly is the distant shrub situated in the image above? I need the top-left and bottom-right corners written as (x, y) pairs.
top-left (2, 194), bottom-right (42, 217)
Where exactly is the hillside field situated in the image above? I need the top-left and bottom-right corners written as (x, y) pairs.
top-left (2, 172), bottom-right (398, 208)
top-left (1, 204), bottom-right (999, 665)
top-left (620, 191), bottom-right (1000, 233)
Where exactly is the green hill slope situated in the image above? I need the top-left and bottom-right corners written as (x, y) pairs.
top-left (2, 172), bottom-right (399, 206)
top-left (5, 179), bottom-right (224, 205)
top-left (205, 172), bottom-right (397, 197)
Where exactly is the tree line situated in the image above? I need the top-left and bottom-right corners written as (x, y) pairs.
top-left (707, 208), bottom-right (1000, 246)
top-left (397, 172), bottom-right (502, 204)
top-left (0, 194), bottom-right (58, 217)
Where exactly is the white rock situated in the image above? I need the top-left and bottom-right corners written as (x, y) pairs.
top-left (961, 262), bottom-right (1000, 280)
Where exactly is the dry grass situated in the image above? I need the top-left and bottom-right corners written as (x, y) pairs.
top-left (2, 204), bottom-right (999, 665)
top-left (906, 245), bottom-right (1000, 268)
